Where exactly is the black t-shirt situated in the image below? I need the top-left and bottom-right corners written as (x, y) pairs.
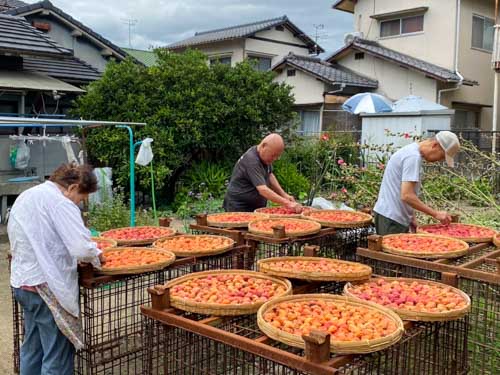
top-left (223, 146), bottom-right (272, 212)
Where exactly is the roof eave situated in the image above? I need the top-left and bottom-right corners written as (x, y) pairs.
top-left (332, 0), bottom-right (355, 14)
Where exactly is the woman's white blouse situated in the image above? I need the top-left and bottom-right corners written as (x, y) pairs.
top-left (9, 181), bottom-right (101, 317)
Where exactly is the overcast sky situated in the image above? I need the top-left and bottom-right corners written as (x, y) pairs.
top-left (26, 0), bottom-right (353, 55)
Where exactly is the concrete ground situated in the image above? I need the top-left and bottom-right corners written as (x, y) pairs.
top-left (0, 226), bottom-right (14, 374)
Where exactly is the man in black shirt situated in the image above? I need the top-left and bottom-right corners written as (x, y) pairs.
top-left (223, 134), bottom-right (302, 212)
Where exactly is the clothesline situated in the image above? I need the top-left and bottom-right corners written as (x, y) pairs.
top-left (9, 134), bottom-right (80, 143)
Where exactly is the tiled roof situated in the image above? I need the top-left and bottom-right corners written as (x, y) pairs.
top-left (328, 38), bottom-right (478, 85)
top-left (0, 0), bottom-right (26, 12)
top-left (273, 53), bottom-right (378, 88)
top-left (5, 0), bottom-right (137, 63)
top-left (0, 13), bottom-right (71, 56)
top-left (166, 15), bottom-right (323, 53)
top-left (122, 48), bottom-right (157, 67)
top-left (23, 56), bottom-right (101, 82)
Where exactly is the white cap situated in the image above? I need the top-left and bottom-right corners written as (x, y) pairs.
top-left (436, 131), bottom-right (460, 167)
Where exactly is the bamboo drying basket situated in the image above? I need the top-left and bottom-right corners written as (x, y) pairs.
top-left (98, 247), bottom-right (176, 275)
top-left (206, 212), bottom-right (269, 228)
top-left (302, 209), bottom-right (373, 228)
top-left (494, 233), bottom-right (500, 248)
top-left (153, 234), bottom-right (235, 257)
top-left (257, 294), bottom-right (404, 354)
top-left (166, 270), bottom-right (292, 316)
top-left (417, 223), bottom-right (498, 243)
top-left (248, 218), bottom-right (321, 237)
top-left (91, 237), bottom-right (117, 250)
top-left (382, 233), bottom-right (469, 259)
top-left (258, 256), bottom-right (372, 282)
top-left (100, 226), bottom-right (176, 246)
top-left (344, 277), bottom-right (471, 322)
top-left (254, 207), bottom-right (302, 218)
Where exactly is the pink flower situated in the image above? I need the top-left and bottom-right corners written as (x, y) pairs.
top-left (404, 133), bottom-right (410, 139)
top-left (337, 159), bottom-right (345, 165)
top-left (321, 133), bottom-right (330, 141)
top-left (341, 187), bottom-right (348, 194)
top-left (377, 163), bottom-right (385, 170)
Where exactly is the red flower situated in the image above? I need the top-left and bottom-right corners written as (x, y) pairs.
top-left (341, 187), bottom-right (348, 194)
top-left (321, 133), bottom-right (330, 141)
top-left (377, 163), bottom-right (385, 170)
top-left (404, 133), bottom-right (410, 139)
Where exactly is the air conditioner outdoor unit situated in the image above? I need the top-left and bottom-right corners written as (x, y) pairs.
top-left (344, 32), bottom-right (364, 45)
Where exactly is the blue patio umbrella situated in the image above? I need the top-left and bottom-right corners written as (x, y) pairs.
top-left (342, 93), bottom-right (393, 114)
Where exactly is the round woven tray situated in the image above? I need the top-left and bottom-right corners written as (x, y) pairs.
top-left (248, 218), bottom-right (322, 237)
top-left (257, 294), bottom-right (404, 354)
top-left (494, 233), bottom-right (500, 248)
top-left (302, 210), bottom-right (373, 228)
top-left (257, 256), bottom-right (372, 282)
top-left (343, 277), bottom-right (471, 322)
top-left (382, 233), bottom-right (469, 259)
top-left (91, 237), bottom-right (117, 250)
top-left (153, 234), bottom-right (235, 257)
top-left (100, 226), bottom-right (176, 246)
top-left (417, 223), bottom-right (498, 243)
top-left (166, 270), bottom-right (292, 316)
top-left (206, 212), bottom-right (269, 228)
top-left (98, 247), bottom-right (176, 275)
top-left (254, 207), bottom-right (302, 218)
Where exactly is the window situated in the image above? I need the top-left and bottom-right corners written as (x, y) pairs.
top-left (248, 55), bottom-right (272, 71)
top-left (298, 110), bottom-right (321, 135)
top-left (380, 15), bottom-right (424, 37)
top-left (287, 69), bottom-right (296, 77)
top-left (354, 52), bottom-right (365, 60)
top-left (209, 56), bottom-right (231, 65)
top-left (453, 109), bottom-right (480, 129)
top-left (472, 15), bottom-right (494, 51)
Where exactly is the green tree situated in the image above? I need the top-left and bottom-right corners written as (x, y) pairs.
top-left (72, 50), bottom-right (295, 201)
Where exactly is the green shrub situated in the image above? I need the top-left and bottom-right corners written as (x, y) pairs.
top-left (273, 159), bottom-right (310, 199)
top-left (182, 161), bottom-right (230, 198)
top-left (88, 193), bottom-right (129, 232)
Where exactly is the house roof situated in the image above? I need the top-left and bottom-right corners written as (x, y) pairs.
top-left (273, 53), bottom-right (378, 88)
top-left (328, 38), bottom-right (478, 86)
top-left (5, 0), bottom-right (135, 62)
top-left (0, 13), bottom-right (71, 56)
top-left (0, 0), bottom-right (26, 12)
top-left (23, 56), bottom-right (102, 83)
top-left (166, 15), bottom-right (323, 53)
top-left (331, 0), bottom-right (355, 13)
top-left (122, 48), bottom-right (157, 67)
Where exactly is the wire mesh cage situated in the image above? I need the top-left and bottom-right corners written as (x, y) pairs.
top-left (12, 245), bottom-right (253, 375)
top-left (142, 304), bottom-right (469, 375)
top-left (356, 239), bottom-right (499, 375)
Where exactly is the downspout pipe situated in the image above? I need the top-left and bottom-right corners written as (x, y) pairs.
top-left (438, 0), bottom-right (464, 104)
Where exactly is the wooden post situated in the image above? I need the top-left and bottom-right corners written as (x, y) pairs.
top-left (147, 285), bottom-right (171, 311)
top-left (496, 257), bottom-right (500, 275)
top-left (272, 225), bottom-right (286, 239)
top-left (367, 235), bottom-right (383, 251)
top-left (451, 214), bottom-right (460, 223)
top-left (196, 213), bottom-right (208, 226)
top-left (304, 245), bottom-right (319, 257)
top-left (441, 272), bottom-right (458, 287)
top-left (159, 217), bottom-right (171, 227)
top-left (303, 330), bottom-right (331, 363)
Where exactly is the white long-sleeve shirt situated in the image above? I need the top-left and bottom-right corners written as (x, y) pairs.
top-left (9, 181), bottom-right (101, 317)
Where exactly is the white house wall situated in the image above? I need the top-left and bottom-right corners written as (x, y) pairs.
top-left (353, 0), bottom-right (456, 70)
top-left (274, 68), bottom-right (325, 105)
top-left (188, 39), bottom-right (245, 65)
top-left (339, 53), bottom-right (437, 101)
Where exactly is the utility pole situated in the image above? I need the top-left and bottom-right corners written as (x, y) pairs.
top-left (312, 24), bottom-right (324, 55)
top-left (121, 18), bottom-right (138, 48)
top-left (493, 0), bottom-right (499, 155)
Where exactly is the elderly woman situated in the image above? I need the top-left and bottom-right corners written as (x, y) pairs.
top-left (9, 163), bottom-right (103, 375)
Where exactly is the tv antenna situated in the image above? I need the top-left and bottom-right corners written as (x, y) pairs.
top-left (122, 18), bottom-right (138, 48)
top-left (313, 24), bottom-right (324, 55)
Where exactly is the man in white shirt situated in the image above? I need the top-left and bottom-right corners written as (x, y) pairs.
top-left (373, 131), bottom-right (460, 235)
top-left (9, 164), bottom-right (103, 375)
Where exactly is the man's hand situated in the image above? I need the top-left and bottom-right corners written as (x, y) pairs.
top-left (283, 193), bottom-right (295, 202)
top-left (410, 216), bottom-right (418, 233)
top-left (433, 211), bottom-right (452, 225)
top-left (285, 201), bottom-right (303, 213)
